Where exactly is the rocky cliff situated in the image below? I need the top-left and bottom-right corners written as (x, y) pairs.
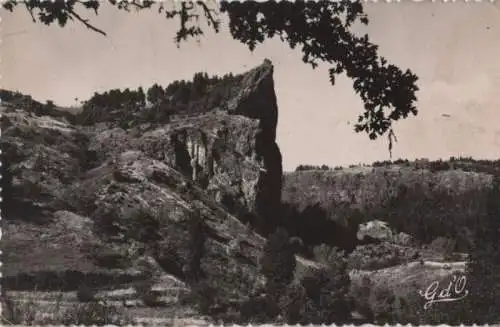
top-left (0, 61), bottom-right (283, 324)
top-left (282, 165), bottom-right (494, 250)
top-left (87, 61), bottom-right (282, 226)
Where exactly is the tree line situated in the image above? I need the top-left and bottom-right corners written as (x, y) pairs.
top-left (75, 71), bottom-right (236, 127)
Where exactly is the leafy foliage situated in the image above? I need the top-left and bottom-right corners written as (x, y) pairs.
top-left (295, 164), bottom-right (331, 172)
top-left (312, 243), bottom-right (345, 266)
top-left (378, 183), bottom-right (488, 250)
top-left (222, 1), bottom-right (418, 141)
top-left (284, 159), bottom-right (497, 250)
top-left (75, 71), bottom-right (236, 127)
top-left (0, 89), bottom-right (75, 120)
top-left (3, 0), bottom-right (419, 142)
top-left (348, 243), bottom-right (420, 271)
top-left (122, 208), bottom-right (161, 244)
top-left (260, 227), bottom-right (296, 301)
top-left (75, 87), bottom-right (146, 126)
top-left (183, 280), bottom-right (223, 315)
top-left (280, 249), bottom-right (352, 324)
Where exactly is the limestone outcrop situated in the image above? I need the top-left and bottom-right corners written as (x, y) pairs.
top-left (88, 61), bottom-right (282, 222)
top-left (1, 61), bottom-right (280, 300)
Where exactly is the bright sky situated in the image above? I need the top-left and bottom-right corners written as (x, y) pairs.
top-left (2, 1), bottom-right (500, 171)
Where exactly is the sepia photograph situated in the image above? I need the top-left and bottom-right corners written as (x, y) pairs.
top-left (1, 0), bottom-right (500, 325)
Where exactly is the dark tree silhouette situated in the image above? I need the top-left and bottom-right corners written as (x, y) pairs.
top-left (2, 0), bottom-right (419, 147)
top-left (146, 83), bottom-right (165, 105)
top-left (261, 227), bottom-right (296, 301)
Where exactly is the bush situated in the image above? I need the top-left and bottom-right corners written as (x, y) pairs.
top-left (239, 295), bottom-right (280, 323)
top-left (182, 280), bottom-right (223, 315)
top-left (123, 208), bottom-right (161, 244)
top-left (349, 275), bottom-right (374, 321)
top-left (260, 228), bottom-right (296, 300)
top-left (312, 243), bottom-right (345, 266)
top-left (295, 164), bottom-right (331, 171)
top-left (279, 249), bottom-right (352, 325)
top-left (369, 285), bottom-right (397, 324)
top-left (429, 236), bottom-right (456, 258)
top-left (88, 245), bottom-right (130, 269)
top-left (279, 283), bottom-right (313, 324)
top-left (308, 268), bottom-right (352, 324)
top-left (348, 243), bottom-right (406, 270)
top-left (76, 283), bottom-right (96, 302)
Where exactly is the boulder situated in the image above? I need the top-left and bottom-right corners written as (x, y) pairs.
top-left (357, 220), bottom-right (393, 242)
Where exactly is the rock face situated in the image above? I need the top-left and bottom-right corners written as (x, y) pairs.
top-left (356, 220), bottom-right (413, 245)
top-left (1, 62), bottom-right (280, 307)
top-left (282, 167), bottom-right (493, 250)
top-left (1, 107), bottom-right (90, 222)
top-left (357, 220), bottom-right (393, 242)
top-left (89, 61), bottom-right (282, 223)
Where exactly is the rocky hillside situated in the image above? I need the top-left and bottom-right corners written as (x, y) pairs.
top-left (282, 164), bottom-right (495, 250)
top-left (1, 61), bottom-right (286, 324)
top-left (3, 61), bottom-right (493, 325)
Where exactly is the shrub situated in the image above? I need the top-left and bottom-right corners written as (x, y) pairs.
top-left (349, 275), bottom-right (374, 321)
top-left (429, 236), bottom-right (456, 258)
top-left (308, 267), bottom-right (352, 324)
top-left (182, 280), bottom-right (222, 315)
top-left (154, 239), bottom-right (185, 278)
top-left (240, 294), bottom-right (280, 324)
top-left (279, 283), bottom-right (312, 324)
top-left (348, 243), bottom-right (405, 270)
top-left (260, 228), bottom-right (296, 301)
top-left (279, 249), bottom-right (352, 325)
top-left (312, 243), bottom-right (345, 266)
top-left (123, 208), bottom-right (161, 244)
top-left (89, 245), bottom-right (130, 269)
top-left (76, 283), bottom-right (96, 302)
top-left (369, 285), bottom-right (397, 324)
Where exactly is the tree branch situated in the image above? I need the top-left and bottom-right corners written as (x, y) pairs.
top-left (67, 8), bottom-right (106, 36)
top-left (23, 2), bottom-right (36, 23)
top-left (196, 1), bottom-right (220, 32)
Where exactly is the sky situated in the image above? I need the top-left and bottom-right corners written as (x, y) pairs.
top-left (2, 1), bottom-right (500, 171)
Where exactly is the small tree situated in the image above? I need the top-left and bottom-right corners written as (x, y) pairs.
top-left (137, 86), bottom-right (146, 106)
top-left (302, 260), bottom-right (352, 324)
top-left (279, 245), bottom-right (352, 324)
top-left (260, 228), bottom-right (296, 301)
top-left (279, 283), bottom-right (313, 324)
top-left (146, 84), bottom-right (165, 105)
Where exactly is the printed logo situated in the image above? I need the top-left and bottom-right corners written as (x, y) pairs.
top-left (418, 274), bottom-right (469, 309)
